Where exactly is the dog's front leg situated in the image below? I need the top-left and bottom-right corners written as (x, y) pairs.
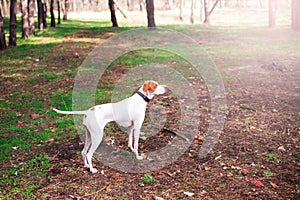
top-left (133, 126), bottom-right (143, 160)
top-left (128, 126), bottom-right (134, 152)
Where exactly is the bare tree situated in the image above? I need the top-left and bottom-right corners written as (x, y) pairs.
top-left (203, 0), bottom-right (210, 23)
top-left (190, 0), bottom-right (194, 23)
top-left (28, 0), bottom-right (35, 35)
top-left (204, 0), bottom-right (220, 24)
top-left (50, 0), bottom-right (56, 27)
top-left (9, 0), bottom-right (17, 46)
top-left (57, 0), bottom-right (61, 24)
top-left (146, 0), bottom-right (156, 28)
top-left (21, 0), bottom-right (29, 39)
top-left (139, 0), bottom-right (145, 11)
top-left (73, 0), bottom-right (77, 13)
top-left (200, 0), bottom-right (204, 22)
top-left (179, 0), bottom-right (184, 21)
top-left (1, 0), bottom-right (8, 16)
top-left (63, 0), bottom-right (69, 20)
top-left (43, 3), bottom-right (47, 28)
top-left (292, 0), bottom-right (300, 31)
top-left (0, 8), bottom-right (6, 50)
top-left (37, 0), bottom-right (47, 30)
top-left (127, 0), bottom-right (133, 11)
top-left (268, 0), bottom-right (277, 28)
top-left (109, 0), bottom-right (118, 27)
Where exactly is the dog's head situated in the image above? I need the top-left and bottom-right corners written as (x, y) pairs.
top-left (142, 80), bottom-right (167, 96)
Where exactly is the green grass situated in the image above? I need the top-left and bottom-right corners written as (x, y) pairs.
top-left (1, 14), bottom-right (300, 199)
top-left (0, 153), bottom-right (51, 199)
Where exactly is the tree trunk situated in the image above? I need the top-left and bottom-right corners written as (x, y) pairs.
top-left (37, 0), bottom-right (44, 30)
top-left (0, 8), bottom-right (7, 50)
top-left (139, 0), bottom-right (144, 11)
top-left (203, 0), bottom-right (210, 23)
top-left (28, 0), bottom-right (35, 35)
top-left (146, 0), bottom-right (156, 28)
top-left (179, 0), bottom-right (183, 21)
top-left (268, 0), bottom-right (277, 28)
top-left (63, 0), bottom-right (69, 20)
top-left (190, 0), bottom-right (194, 23)
top-left (204, 0), bottom-right (220, 24)
top-left (200, 0), bottom-right (204, 22)
top-left (73, 0), bottom-right (77, 13)
top-left (2, 0), bottom-right (8, 16)
top-left (21, 0), bottom-right (30, 39)
top-left (127, 0), bottom-right (133, 11)
top-left (292, 0), bottom-right (300, 31)
top-left (9, 0), bottom-right (17, 46)
top-left (57, 0), bottom-right (61, 24)
top-left (43, 3), bottom-right (47, 28)
top-left (109, 0), bottom-right (118, 27)
top-left (50, 0), bottom-right (56, 27)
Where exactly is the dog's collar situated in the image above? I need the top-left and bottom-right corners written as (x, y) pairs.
top-left (136, 91), bottom-right (150, 103)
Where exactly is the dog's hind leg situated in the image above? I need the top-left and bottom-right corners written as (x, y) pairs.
top-left (81, 129), bottom-right (91, 168)
top-left (85, 114), bottom-right (104, 173)
top-left (86, 132), bottom-right (103, 173)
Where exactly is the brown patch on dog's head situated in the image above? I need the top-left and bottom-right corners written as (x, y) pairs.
top-left (90, 107), bottom-right (95, 111)
top-left (142, 81), bottom-right (158, 94)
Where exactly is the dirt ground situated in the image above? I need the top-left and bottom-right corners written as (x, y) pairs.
top-left (1, 8), bottom-right (300, 200)
top-left (34, 28), bottom-right (299, 199)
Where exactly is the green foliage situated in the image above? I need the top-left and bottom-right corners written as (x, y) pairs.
top-left (265, 154), bottom-right (274, 162)
top-left (263, 171), bottom-right (274, 177)
top-left (142, 174), bottom-right (154, 184)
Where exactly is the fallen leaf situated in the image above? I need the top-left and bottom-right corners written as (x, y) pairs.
top-left (241, 168), bottom-right (249, 176)
top-left (249, 178), bottom-right (264, 187)
top-left (200, 190), bottom-right (207, 196)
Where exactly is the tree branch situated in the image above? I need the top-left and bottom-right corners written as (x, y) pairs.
top-left (209, 0), bottom-right (220, 16)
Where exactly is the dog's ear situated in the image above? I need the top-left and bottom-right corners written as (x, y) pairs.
top-left (143, 81), bottom-right (158, 95)
top-left (142, 81), bottom-right (149, 94)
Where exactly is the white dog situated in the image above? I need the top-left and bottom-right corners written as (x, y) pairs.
top-left (53, 80), bottom-right (167, 173)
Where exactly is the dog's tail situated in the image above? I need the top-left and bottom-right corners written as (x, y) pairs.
top-left (53, 108), bottom-right (88, 115)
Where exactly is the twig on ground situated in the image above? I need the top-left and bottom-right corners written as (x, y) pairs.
top-left (163, 128), bottom-right (190, 142)
top-left (240, 105), bottom-right (256, 112)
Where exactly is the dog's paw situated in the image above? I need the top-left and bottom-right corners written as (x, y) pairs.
top-left (136, 155), bottom-right (143, 160)
top-left (90, 168), bottom-right (98, 174)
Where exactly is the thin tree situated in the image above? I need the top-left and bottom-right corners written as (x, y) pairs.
top-left (73, 0), bottom-right (76, 13)
top-left (1, 0), bottom-right (8, 16)
top-left (43, 3), bottom-right (47, 28)
top-left (204, 0), bottom-right (220, 24)
top-left (0, 8), bottom-right (7, 50)
top-left (179, 0), bottom-right (184, 21)
top-left (9, 0), bottom-right (17, 46)
top-left (190, 0), bottom-right (194, 23)
top-left (268, 0), bottom-right (277, 28)
top-left (146, 0), bottom-right (156, 28)
top-left (63, 0), bottom-right (69, 20)
top-left (292, 0), bottom-right (300, 31)
top-left (28, 0), bottom-right (35, 35)
top-left (57, 0), bottom-right (61, 24)
top-left (21, 0), bottom-right (30, 39)
top-left (37, 0), bottom-right (44, 30)
top-left (109, 0), bottom-right (118, 27)
top-left (50, 0), bottom-right (56, 27)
